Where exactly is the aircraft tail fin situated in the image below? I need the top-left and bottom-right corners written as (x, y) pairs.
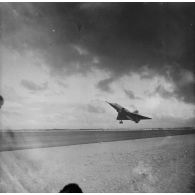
top-left (133, 110), bottom-right (139, 114)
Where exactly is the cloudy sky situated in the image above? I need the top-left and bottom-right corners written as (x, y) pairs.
top-left (0, 3), bottom-right (195, 130)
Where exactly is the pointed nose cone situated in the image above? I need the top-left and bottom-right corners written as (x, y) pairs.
top-left (105, 101), bottom-right (117, 110)
top-left (105, 101), bottom-right (113, 106)
top-left (106, 101), bottom-right (122, 113)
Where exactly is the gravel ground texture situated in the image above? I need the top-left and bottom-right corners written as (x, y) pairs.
top-left (0, 134), bottom-right (195, 192)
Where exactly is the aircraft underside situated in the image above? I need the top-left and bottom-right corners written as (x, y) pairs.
top-left (117, 114), bottom-right (140, 124)
top-left (117, 119), bottom-right (139, 124)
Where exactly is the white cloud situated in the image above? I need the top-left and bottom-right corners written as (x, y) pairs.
top-left (1, 35), bottom-right (194, 129)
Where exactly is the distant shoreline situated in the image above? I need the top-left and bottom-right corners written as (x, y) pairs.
top-left (0, 127), bottom-right (194, 133)
top-left (1, 129), bottom-right (195, 152)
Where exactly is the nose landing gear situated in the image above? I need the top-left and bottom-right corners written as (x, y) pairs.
top-left (119, 120), bottom-right (123, 124)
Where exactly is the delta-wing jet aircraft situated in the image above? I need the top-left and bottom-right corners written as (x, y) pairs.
top-left (106, 101), bottom-right (151, 124)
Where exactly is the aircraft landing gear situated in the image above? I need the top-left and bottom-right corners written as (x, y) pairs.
top-left (119, 120), bottom-right (123, 124)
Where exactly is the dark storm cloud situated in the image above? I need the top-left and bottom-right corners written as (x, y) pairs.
top-left (174, 82), bottom-right (195, 103)
top-left (146, 84), bottom-right (175, 99)
top-left (57, 81), bottom-right (68, 88)
top-left (2, 3), bottom-right (195, 103)
top-left (79, 2), bottom-right (110, 10)
top-left (147, 81), bottom-right (195, 103)
top-left (96, 77), bottom-right (115, 93)
top-left (21, 80), bottom-right (48, 92)
top-left (124, 90), bottom-right (141, 100)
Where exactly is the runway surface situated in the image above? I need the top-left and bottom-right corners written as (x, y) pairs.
top-left (1, 132), bottom-right (195, 192)
top-left (0, 129), bottom-right (195, 152)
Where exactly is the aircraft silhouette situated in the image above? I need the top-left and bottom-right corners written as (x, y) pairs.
top-left (106, 101), bottom-right (151, 124)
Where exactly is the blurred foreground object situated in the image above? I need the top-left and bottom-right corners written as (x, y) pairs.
top-left (59, 183), bottom-right (83, 193)
top-left (0, 95), bottom-right (4, 109)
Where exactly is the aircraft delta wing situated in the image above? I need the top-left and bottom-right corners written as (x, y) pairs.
top-left (117, 108), bottom-right (151, 123)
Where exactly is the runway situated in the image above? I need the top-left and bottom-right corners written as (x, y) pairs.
top-left (0, 129), bottom-right (195, 152)
top-left (1, 132), bottom-right (195, 192)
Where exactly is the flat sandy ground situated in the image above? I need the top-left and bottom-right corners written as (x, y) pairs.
top-left (0, 134), bottom-right (195, 192)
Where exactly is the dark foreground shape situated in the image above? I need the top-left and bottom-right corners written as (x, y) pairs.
top-left (0, 95), bottom-right (4, 109)
top-left (59, 183), bottom-right (83, 193)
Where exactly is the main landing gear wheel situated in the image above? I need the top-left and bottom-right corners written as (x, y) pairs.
top-left (119, 120), bottom-right (123, 124)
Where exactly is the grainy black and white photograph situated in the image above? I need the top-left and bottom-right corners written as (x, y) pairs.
top-left (0, 2), bottom-right (195, 193)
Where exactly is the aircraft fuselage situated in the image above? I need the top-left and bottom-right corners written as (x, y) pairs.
top-left (106, 101), bottom-right (151, 124)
